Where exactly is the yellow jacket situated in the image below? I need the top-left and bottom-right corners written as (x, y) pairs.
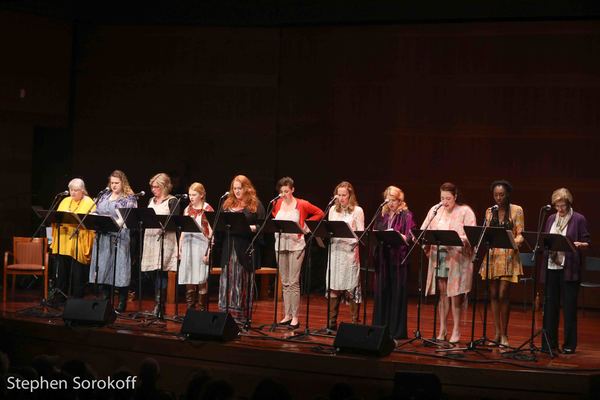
top-left (50, 196), bottom-right (96, 264)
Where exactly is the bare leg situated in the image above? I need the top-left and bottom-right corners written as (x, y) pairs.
top-left (489, 279), bottom-right (501, 343)
top-left (449, 294), bottom-right (463, 343)
top-left (437, 278), bottom-right (449, 340)
top-left (499, 280), bottom-right (511, 346)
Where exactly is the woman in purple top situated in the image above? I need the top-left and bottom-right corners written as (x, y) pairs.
top-left (372, 186), bottom-right (415, 339)
top-left (542, 188), bottom-right (590, 354)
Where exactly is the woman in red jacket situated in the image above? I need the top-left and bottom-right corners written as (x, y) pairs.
top-left (272, 177), bottom-right (324, 329)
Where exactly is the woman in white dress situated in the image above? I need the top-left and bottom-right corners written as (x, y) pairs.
top-left (327, 181), bottom-right (365, 330)
top-left (141, 173), bottom-right (180, 316)
top-left (178, 182), bottom-right (214, 310)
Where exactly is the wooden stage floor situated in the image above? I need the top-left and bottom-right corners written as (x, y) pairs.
top-left (2, 291), bottom-right (600, 399)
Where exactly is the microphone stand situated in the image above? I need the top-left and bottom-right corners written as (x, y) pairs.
top-left (31, 192), bottom-right (65, 239)
top-left (397, 205), bottom-right (441, 348)
top-left (205, 194), bottom-right (227, 312)
top-left (290, 197), bottom-right (335, 340)
top-left (155, 196), bottom-right (183, 322)
top-left (448, 208), bottom-right (495, 353)
top-left (356, 200), bottom-right (387, 325)
top-left (248, 197), bottom-right (281, 332)
top-left (504, 206), bottom-right (553, 361)
top-left (70, 189), bottom-right (107, 240)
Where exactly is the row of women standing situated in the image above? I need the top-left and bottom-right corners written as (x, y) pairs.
top-left (50, 173), bottom-right (590, 353)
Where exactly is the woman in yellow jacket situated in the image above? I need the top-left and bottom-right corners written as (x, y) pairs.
top-left (51, 178), bottom-right (96, 299)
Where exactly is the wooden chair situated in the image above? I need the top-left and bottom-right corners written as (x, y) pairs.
top-left (3, 237), bottom-right (49, 303)
top-left (580, 256), bottom-right (600, 315)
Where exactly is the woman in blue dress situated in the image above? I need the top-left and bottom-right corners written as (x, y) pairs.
top-left (90, 170), bottom-right (137, 312)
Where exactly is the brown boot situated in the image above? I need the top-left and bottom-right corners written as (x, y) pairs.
top-left (349, 300), bottom-right (360, 324)
top-left (198, 293), bottom-right (207, 312)
top-left (328, 296), bottom-right (341, 330)
top-left (185, 285), bottom-right (197, 310)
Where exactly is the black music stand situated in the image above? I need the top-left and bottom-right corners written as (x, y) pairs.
top-left (288, 218), bottom-right (327, 340)
top-left (258, 219), bottom-right (304, 332)
top-left (504, 231), bottom-right (574, 360)
top-left (33, 210), bottom-right (81, 305)
top-left (119, 208), bottom-right (162, 318)
top-left (169, 214), bottom-right (203, 320)
top-left (44, 210), bottom-right (87, 301)
top-left (310, 220), bottom-right (358, 337)
top-left (456, 226), bottom-right (516, 353)
top-left (214, 212), bottom-right (252, 323)
top-left (413, 229), bottom-right (462, 348)
top-left (84, 214), bottom-right (120, 306)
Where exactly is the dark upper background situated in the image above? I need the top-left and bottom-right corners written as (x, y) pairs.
top-left (1, 1), bottom-right (599, 259)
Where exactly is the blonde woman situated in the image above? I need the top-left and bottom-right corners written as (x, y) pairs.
top-left (141, 173), bottom-right (180, 316)
top-left (372, 186), bottom-right (415, 340)
top-left (327, 181), bottom-right (365, 330)
top-left (89, 170), bottom-right (137, 312)
top-left (178, 182), bottom-right (214, 310)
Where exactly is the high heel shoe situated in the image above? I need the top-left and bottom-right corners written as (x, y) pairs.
top-left (436, 330), bottom-right (447, 341)
top-left (449, 332), bottom-right (460, 344)
top-left (289, 322), bottom-right (300, 330)
top-left (279, 319), bottom-right (292, 325)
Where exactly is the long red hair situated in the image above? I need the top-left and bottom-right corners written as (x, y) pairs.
top-left (222, 175), bottom-right (259, 213)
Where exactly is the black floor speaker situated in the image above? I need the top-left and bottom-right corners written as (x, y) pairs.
top-left (62, 298), bottom-right (116, 326)
top-left (333, 323), bottom-right (395, 356)
top-left (181, 310), bottom-right (240, 341)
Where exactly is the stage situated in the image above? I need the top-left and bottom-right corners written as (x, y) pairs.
top-left (2, 292), bottom-right (599, 399)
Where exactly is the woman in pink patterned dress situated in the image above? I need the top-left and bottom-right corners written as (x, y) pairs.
top-left (421, 182), bottom-right (476, 344)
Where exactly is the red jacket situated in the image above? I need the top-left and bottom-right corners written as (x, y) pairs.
top-left (272, 197), bottom-right (324, 234)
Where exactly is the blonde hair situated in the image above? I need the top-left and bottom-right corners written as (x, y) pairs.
top-left (382, 185), bottom-right (408, 215)
top-left (108, 170), bottom-right (134, 196)
top-left (188, 182), bottom-right (206, 200)
top-left (149, 173), bottom-right (172, 195)
top-left (551, 187), bottom-right (573, 206)
top-left (333, 181), bottom-right (358, 213)
top-left (68, 178), bottom-right (88, 196)
top-left (222, 175), bottom-right (259, 213)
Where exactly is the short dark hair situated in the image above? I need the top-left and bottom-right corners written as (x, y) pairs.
top-left (276, 176), bottom-right (295, 191)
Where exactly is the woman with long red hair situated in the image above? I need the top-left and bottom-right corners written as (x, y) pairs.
top-left (216, 175), bottom-right (265, 322)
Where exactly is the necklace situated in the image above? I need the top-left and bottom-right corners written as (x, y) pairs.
top-left (69, 198), bottom-right (83, 213)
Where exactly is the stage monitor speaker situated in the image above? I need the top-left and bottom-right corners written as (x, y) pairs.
top-left (62, 298), bottom-right (116, 326)
top-left (181, 310), bottom-right (240, 341)
top-left (333, 323), bottom-right (395, 357)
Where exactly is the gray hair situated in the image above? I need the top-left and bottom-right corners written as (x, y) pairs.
top-left (68, 178), bottom-right (88, 195)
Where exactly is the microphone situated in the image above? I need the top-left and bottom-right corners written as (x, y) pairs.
top-left (542, 204), bottom-right (552, 211)
top-left (328, 195), bottom-right (338, 206)
top-left (380, 198), bottom-right (390, 207)
top-left (269, 193), bottom-right (283, 203)
top-left (174, 194), bottom-right (189, 199)
top-left (56, 190), bottom-right (69, 197)
top-left (132, 191), bottom-right (145, 198)
top-left (220, 191), bottom-right (230, 199)
top-left (490, 205), bottom-right (499, 211)
top-left (433, 202), bottom-right (443, 212)
top-left (98, 187), bottom-right (110, 195)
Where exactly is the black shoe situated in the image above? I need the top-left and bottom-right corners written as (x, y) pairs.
top-left (289, 323), bottom-right (300, 330)
top-left (562, 347), bottom-right (575, 354)
top-left (279, 319), bottom-right (292, 325)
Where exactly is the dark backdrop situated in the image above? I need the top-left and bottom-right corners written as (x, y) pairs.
top-left (1, 8), bottom-right (599, 301)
